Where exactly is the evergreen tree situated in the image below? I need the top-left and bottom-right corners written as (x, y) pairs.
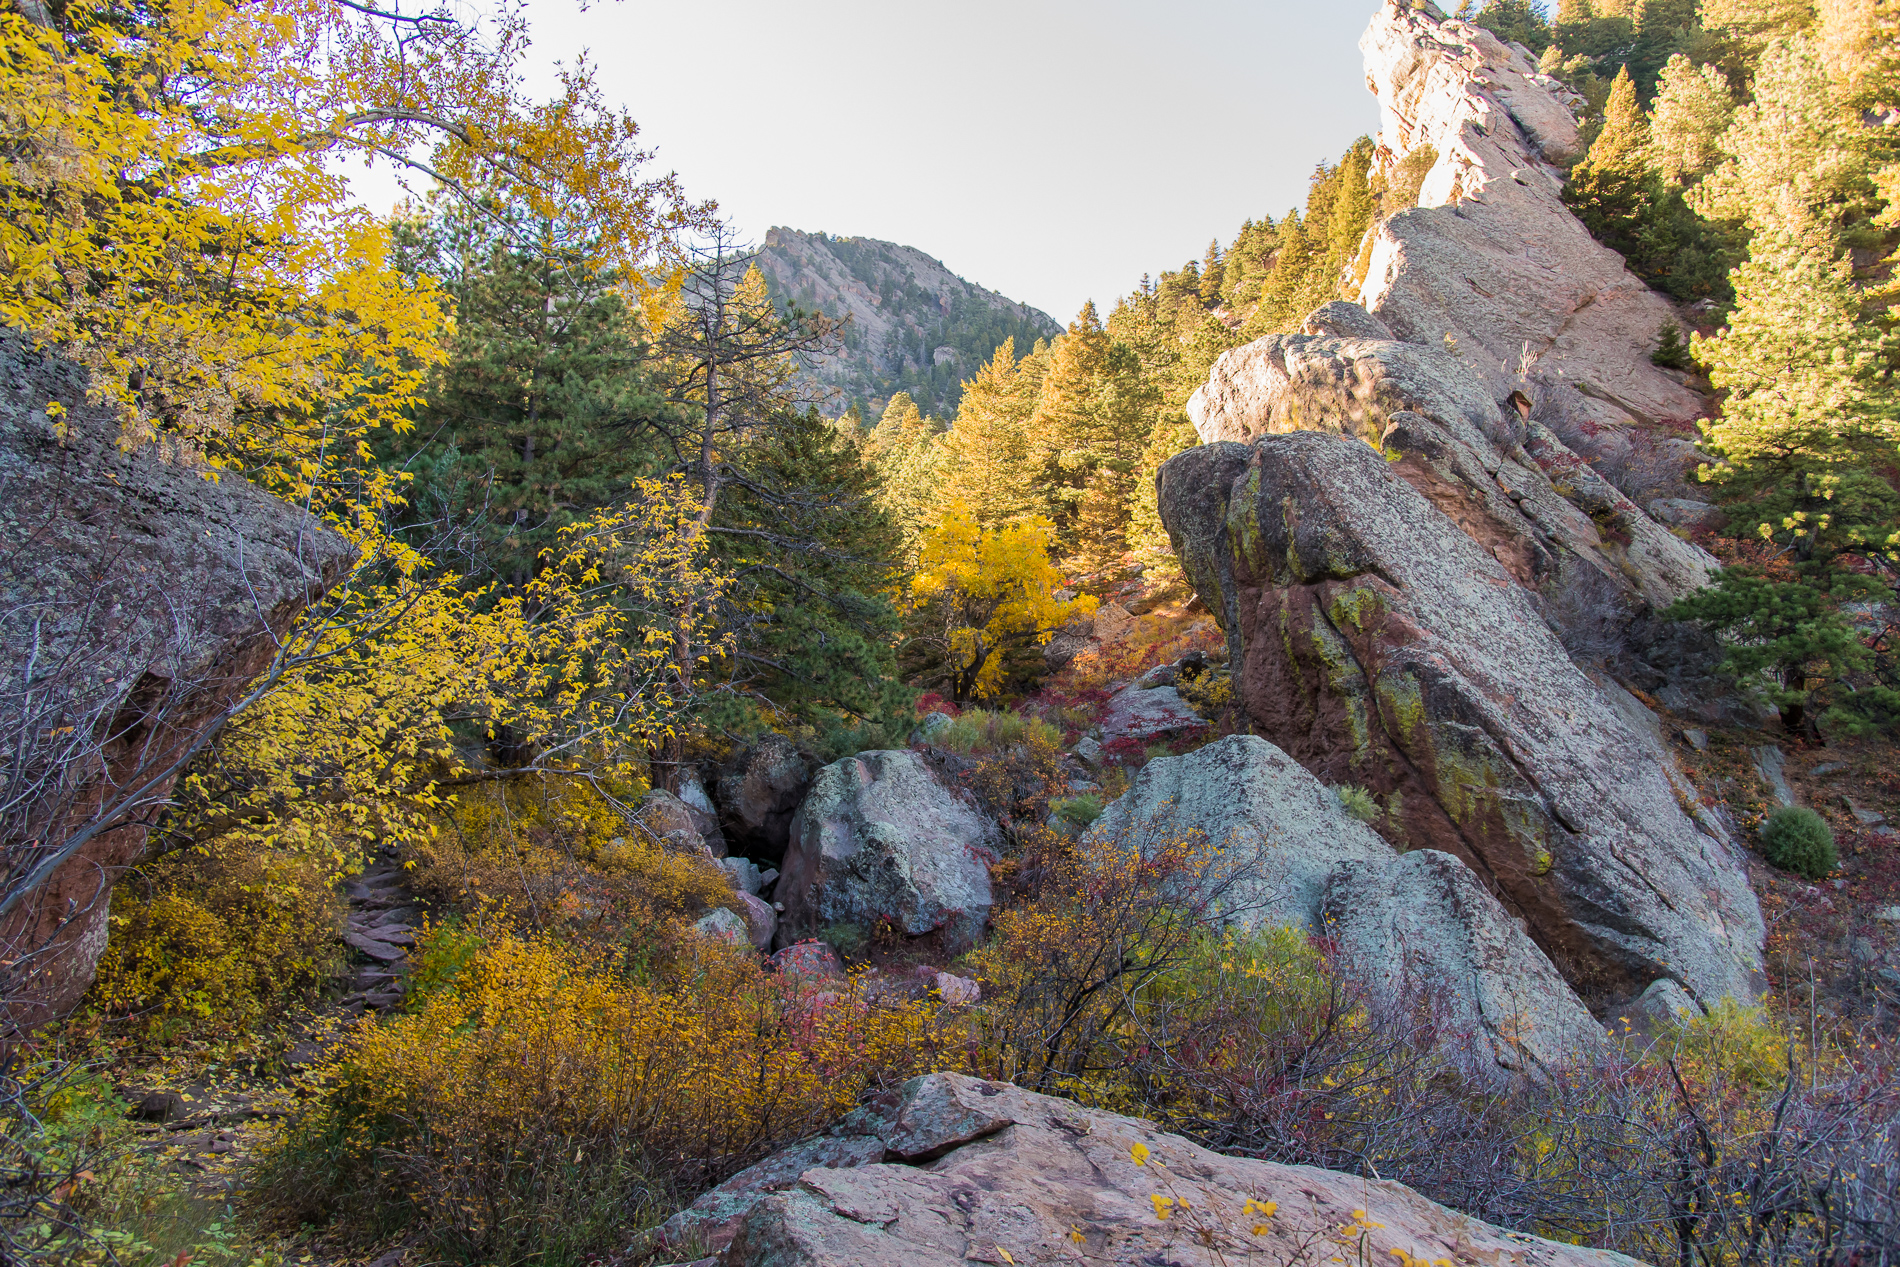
top-left (709, 407), bottom-right (912, 743)
top-left (1650, 53), bottom-right (1735, 185)
top-left (1464, 0), bottom-right (1556, 55)
top-left (1199, 240), bottom-right (1226, 308)
top-left (1674, 200), bottom-right (1900, 734)
top-left (1027, 303), bottom-right (1112, 542)
top-left (390, 202), bottom-right (670, 589)
top-left (942, 337), bottom-right (1046, 525)
top-left (1694, 34), bottom-right (1876, 233)
top-left (1565, 68), bottom-right (1658, 254)
top-left (1565, 66), bottom-right (1740, 300)
top-left (862, 392), bottom-right (948, 560)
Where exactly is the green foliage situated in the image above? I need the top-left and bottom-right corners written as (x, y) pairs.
top-left (389, 198), bottom-right (671, 588)
top-left (1664, 569), bottom-right (1899, 735)
top-left (707, 406), bottom-right (914, 742)
top-left (0, 1060), bottom-right (275, 1265)
top-left (1462, 0), bottom-right (1555, 55)
top-left (1049, 793), bottom-right (1105, 828)
top-left (1758, 805), bottom-right (1838, 878)
top-left (934, 708), bottom-right (1064, 756)
top-left (1651, 321), bottom-right (1694, 369)
top-left (1563, 67), bottom-right (1740, 304)
top-left (1334, 784), bottom-right (1381, 823)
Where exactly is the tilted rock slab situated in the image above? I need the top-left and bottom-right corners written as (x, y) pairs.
top-left (775, 751), bottom-right (1000, 953)
top-left (1085, 736), bottom-right (1604, 1082)
top-left (649, 1072), bottom-right (1642, 1267)
top-left (1323, 849), bottom-right (1608, 1080)
top-left (1187, 309), bottom-right (1719, 695)
top-left (0, 339), bottom-right (354, 1029)
top-left (1357, 2), bottom-right (1710, 509)
top-left (1157, 432), bottom-right (1763, 1012)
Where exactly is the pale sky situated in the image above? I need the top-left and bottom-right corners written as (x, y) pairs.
top-left (400, 1), bottom-right (1386, 322)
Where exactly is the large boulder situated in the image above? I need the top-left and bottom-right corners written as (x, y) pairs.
top-left (715, 733), bottom-right (812, 864)
top-left (1356, 2), bottom-right (1711, 509)
top-left (1086, 736), bottom-right (1604, 1081)
top-left (1082, 735), bottom-right (1395, 931)
top-left (1156, 432), bottom-right (1764, 1013)
top-left (1324, 849), bottom-right (1610, 1082)
top-left (647, 1072), bottom-right (1642, 1267)
top-left (1186, 317), bottom-right (1717, 694)
top-left (0, 340), bottom-right (355, 1033)
top-left (775, 751), bottom-right (1001, 953)
top-left (1098, 683), bottom-right (1211, 748)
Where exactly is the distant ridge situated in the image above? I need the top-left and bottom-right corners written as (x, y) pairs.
top-left (757, 227), bottom-right (1060, 421)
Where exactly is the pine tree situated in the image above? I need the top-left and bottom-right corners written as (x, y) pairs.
top-left (1565, 68), bottom-right (1656, 257)
top-left (942, 337), bottom-right (1046, 525)
top-left (709, 407), bottom-right (912, 744)
top-left (1199, 240), bottom-right (1226, 308)
top-left (1697, 199), bottom-right (1898, 557)
top-left (1650, 54), bottom-right (1735, 185)
top-left (391, 205), bottom-right (670, 589)
top-left (1566, 66), bottom-right (1740, 300)
top-left (1695, 33), bottom-right (1874, 232)
top-left (1027, 303), bottom-right (1112, 542)
top-left (1673, 199), bottom-right (1900, 735)
top-left (863, 392), bottom-right (948, 559)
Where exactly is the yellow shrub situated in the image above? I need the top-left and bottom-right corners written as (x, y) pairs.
top-left (261, 928), bottom-right (964, 1262)
top-left (88, 842), bottom-right (345, 1043)
top-left (411, 777), bottom-right (738, 940)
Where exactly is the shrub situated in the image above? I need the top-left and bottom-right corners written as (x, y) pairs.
top-left (1759, 805), bottom-right (1837, 878)
top-left (1177, 669), bottom-right (1234, 715)
top-left (257, 927), bottom-right (960, 1263)
top-left (88, 839), bottom-right (347, 1044)
top-left (1334, 784), bottom-right (1380, 823)
top-left (933, 708), bottom-right (1061, 755)
top-left (1049, 793), bottom-right (1104, 828)
top-left (411, 776), bottom-right (739, 942)
top-left (0, 1056), bottom-right (276, 1265)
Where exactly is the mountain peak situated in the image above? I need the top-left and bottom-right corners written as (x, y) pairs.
top-left (757, 227), bottom-right (1059, 420)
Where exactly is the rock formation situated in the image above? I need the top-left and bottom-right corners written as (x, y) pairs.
top-left (1356, 1), bottom-right (1710, 512)
top-left (1154, 1), bottom-right (1769, 1024)
top-left (715, 734), bottom-right (813, 864)
top-left (647, 1072), bottom-right (1643, 1267)
top-left (1186, 310), bottom-right (1718, 697)
top-left (775, 751), bottom-right (1001, 953)
top-left (1083, 736), bottom-right (1393, 931)
top-left (1158, 432), bottom-right (1763, 1015)
top-left (0, 339), bottom-right (354, 1031)
top-left (1323, 849), bottom-right (1609, 1078)
top-left (1086, 736), bottom-right (1606, 1080)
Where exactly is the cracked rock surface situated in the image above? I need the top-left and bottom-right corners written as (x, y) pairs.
top-left (1157, 432), bottom-right (1763, 1013)
top-left (649, 1072), bottom-right (1644, 1267)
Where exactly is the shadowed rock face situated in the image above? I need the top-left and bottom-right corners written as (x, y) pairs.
top-left (1157, 433), bottom-right (1763, 1012)
top-left (646, 1072), bottom-right (1647, 1267)
top-left (1323, 848), bottom-right (1609, 1080)
top-left (1084, 735), bottom-right (1603, 1081)
top-left (1, 339), bottom-right (355, 1031)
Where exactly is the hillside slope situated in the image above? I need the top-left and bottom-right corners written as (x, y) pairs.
top-left (757, 227), bottom-right (1060, 420)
